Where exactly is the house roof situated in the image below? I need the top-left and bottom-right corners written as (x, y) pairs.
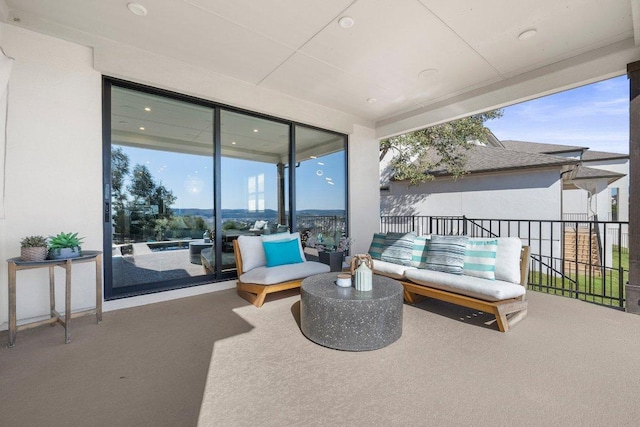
top-left (498, 140), bottom-right (587, 155)
top-left (572, 165), bottom-right (625, 181)
top-left (424, 145), bottom-right (578, 177)
top-left (3, 1), bottom-right (638, 138)
top-left (581, 150), bottom-right (629, 162)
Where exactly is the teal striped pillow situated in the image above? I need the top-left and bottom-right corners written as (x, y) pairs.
top-left (463, 239), bottom-right (498, 280)
top-left (410, 236), bottom-right (430, 268)
top-left (368, 233), bottom-right (386, 260)
top-left (425, 235), bottom-right (468, 274)
top-left (381, 232), bottom-right (417, 266)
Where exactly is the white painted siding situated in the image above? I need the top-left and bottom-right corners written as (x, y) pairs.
top-left (381, 168), bottom-right (563, 220)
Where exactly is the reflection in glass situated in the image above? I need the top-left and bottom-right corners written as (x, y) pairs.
top-left (110, 87), bottom-right (214, 290)
top-left (220, 110), bottom-right (290, 270)
top-left (295, 126), bottom-right (347, 251)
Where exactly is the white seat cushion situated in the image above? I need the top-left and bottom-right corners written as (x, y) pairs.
top-left (404, 268), bottom-right (525, 302)
top-left (240, 261), bottom-right (329, 285)
top-left (372, 259), bottom-right (417, 279)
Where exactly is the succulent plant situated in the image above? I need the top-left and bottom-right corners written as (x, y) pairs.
top-left (48, 232), bottom-right (84, 251)
top-left (20, 235), bottom-right (48, 248)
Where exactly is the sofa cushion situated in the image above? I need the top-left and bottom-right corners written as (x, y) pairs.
top-left (410, 235), bottom-right (430, 268)
top-left (472, 237), bottom-right (523, 284)
top-left (368, 232), bottom-right (386, 260)
top-left (404, 268), bottom-right (526, 302)
top-left (463, 239), bottom-right (498, 280)
top-left (372, 259), bottom-right (417, 279)
top-left (263, 238), bottom-right (304, 267)
top-left (424, 235), bottom-right (468, 274)
top-left (240, 261), bottom-right (329, 285)
top-left (237, 232), bottom-right (294, 272)
top-left (381, 232), bottom-right (417, 266)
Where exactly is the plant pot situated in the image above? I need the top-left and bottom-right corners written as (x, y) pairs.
top-left (48, 247), bottom-right (81, 260)
top-left (21, 246), bottom-right (48, 262)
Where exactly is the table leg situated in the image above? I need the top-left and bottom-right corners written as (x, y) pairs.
top-left (95, 253), bottom-right (102, 323)
top-left (49, 265), bottom-right (56, 326)
top-left (64, 259), bottom-right (71, 344)
top-left (8, 263), bottom-right (16, 348)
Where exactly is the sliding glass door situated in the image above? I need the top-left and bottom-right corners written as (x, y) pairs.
top-left (103, 79), bottom-right (347, 299)
top-left (107, 85), bottom-right (215, 297)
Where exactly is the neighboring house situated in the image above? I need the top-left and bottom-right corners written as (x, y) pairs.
top-left (380, 143), bottom-right (579, 221)
top-left (498, 140), bottom-right (629, 223)
top-left (381, 138), bottom-right (628, 224)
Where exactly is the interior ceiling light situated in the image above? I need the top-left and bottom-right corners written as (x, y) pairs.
top-left (139, 127), bottom-right (145, 130)
top-left (127, 3), bottom-right (148, 16)
top-left (419, 69), bottom-right (438, 79)
top-left (339, 16), bottom-right (354, 28)
top-left (231, 141), bottom-right (236, 145)
top-left (144, 107), bottom-right (151, 111)
top-left (518, 28), bottom-right (537, 41)
top-left (253, 129), bottom-right (258, 133)
top-left (367, 97), bottom-right (377, 104)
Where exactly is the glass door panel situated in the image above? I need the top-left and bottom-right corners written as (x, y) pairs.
top-left (109, 86), bottom-right (214, 293)
top-left (295, 126), bottom-right (347, 250)
top-left (220, 110), bottom-right (290, 272)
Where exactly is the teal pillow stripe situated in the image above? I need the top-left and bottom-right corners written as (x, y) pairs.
top-left (424, 235), bottom-right (468, 275)
top-left (411, 236), bottom-right (430, 268)
top-left (368, 233), bottom-right (386, 260)
top-left (381, 232), bottom-right (417, 266)
top-left (262, 238), bottom-right (304, 267)
top-left (463, 239), bottom-right (498, 280)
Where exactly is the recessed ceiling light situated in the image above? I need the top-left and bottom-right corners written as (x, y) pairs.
top-left (144, 107), bottom-right (151, 111)
top-left (339, 16), bottom-right (354, 28)
top-left (231, 141), bottom-right (236, 145)
top-left (367, 97), bottom-right (377, 104)
top-left (253, 129), bottom-right (258, 132)
top-left (127, 3), bottom-right (148, 16)
top-left (139, 127), bottom-right (145, 130)
top-left (419, 69), bottom-right (438, 79)
top-left (518, 28), bottom-right (537, 41)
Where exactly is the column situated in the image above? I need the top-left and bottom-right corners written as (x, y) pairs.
top-left (626, 61), bottom-right (640, 314)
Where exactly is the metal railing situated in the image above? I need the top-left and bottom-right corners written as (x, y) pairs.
top-left (380, 215), bottom-right (629, 309)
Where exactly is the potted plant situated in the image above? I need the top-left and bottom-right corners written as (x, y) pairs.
top-left (48, 232), bottom-right (84, 260)
top-left (20, 235), bottom-right (48, 262)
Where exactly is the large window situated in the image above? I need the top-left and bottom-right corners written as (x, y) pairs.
top-left (103, 79), bottom-right (347, 299)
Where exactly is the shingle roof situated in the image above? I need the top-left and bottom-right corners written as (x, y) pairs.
top-left (581, 150), bottom-right (629, 161)
top-left (572, 165), bottom-right (625, 180)
top-left (426, 145), bottom-right (578, 176)
top-left (499, 140), bottom-right (587, 154)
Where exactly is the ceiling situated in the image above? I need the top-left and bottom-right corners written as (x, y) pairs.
top-left (3, 0), bottom-right (640, 136)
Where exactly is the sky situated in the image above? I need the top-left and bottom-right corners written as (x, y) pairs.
top-left (118, 147), bottom-right (345, 211)
top-left (487, 75), bottom-right (628, 154)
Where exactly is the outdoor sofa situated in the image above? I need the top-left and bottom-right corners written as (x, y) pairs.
top-left (233, 231), bottom-right (329, 307)
top-left (368, 233), bottom-right (530, 332)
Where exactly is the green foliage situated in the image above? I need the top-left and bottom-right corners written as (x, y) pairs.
top-left (380, 110), bottom-right (503, 185)
top-left (222, 220), bottom-right (243, 230)
top-left (20, 235), bottom-right (47, 248)
top-left (48, 232), bottom-right (84, 250)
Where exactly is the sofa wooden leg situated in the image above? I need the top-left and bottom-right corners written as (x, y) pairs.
top-left (494, 301), bottom-right (528, 332)
top-left (237, 289), bottom-right (268, 308)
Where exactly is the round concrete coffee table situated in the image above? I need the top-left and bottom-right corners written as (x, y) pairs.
top-left (300, 272), bottom-right (403, 351)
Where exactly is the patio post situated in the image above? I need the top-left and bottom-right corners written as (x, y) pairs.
top-left (626, 61), bottom-right (640, 314)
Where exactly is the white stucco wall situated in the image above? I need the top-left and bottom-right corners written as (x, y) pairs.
top-left (0, 24), bottom-right (102, 327)
top-left (381, 168), bottom-right (563, 221)
top-left (0, 24), bottom-right (379, 329)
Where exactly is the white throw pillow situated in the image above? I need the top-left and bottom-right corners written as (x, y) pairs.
top-left (237, 235), bottom-right (267, 272)
top-left (471, 237), bottom-right (523, 284)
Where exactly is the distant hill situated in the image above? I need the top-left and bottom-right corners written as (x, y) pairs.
top-left (173, 208), bottom-right (345, 220)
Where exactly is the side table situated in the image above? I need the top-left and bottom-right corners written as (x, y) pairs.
top-left (7, 250), bottom-right (103, 347)
top-left (300, 272), bottom-right (403, 351)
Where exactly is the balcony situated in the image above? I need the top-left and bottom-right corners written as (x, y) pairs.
top-left (1, 284), bottom-right (639, 426)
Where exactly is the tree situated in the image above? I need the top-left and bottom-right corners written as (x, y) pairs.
top-left (111, 147), bottom-right (130, 242)
top-left (380, 110), bottom-right (503, 185)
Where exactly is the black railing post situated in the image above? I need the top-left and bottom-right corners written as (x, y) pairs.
top-left (462, 215), bottom-right (468, 236)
